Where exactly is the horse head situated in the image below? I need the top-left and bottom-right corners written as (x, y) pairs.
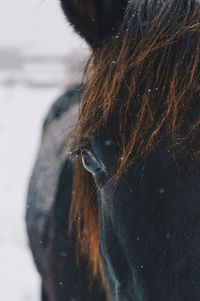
top-left (60, 1), bottom-right (200, 300)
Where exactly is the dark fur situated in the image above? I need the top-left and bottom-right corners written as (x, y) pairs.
top-left (61, 0), bottom-right (200, 300)
top-left (60, 0), bottom-right (127, 49)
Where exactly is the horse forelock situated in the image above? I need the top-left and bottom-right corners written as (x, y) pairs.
top-left (76, 0), bottom-right (200, 174)
top-left (70, 0), bottom-right (200, 295)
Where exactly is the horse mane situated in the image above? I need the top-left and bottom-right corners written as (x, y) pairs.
top-left (69, 0), bottom-right (200, 295)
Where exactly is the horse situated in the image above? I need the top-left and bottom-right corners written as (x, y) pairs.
top-left (27, 0), bottom-right (200, 300)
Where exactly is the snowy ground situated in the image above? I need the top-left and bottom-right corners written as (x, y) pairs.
top-left (0, 0), bottom-right (89, 299)
top-left (0, 83), bottom-right (75, 301)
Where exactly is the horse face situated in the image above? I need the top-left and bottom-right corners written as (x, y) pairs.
top-left (81, 137), bottom-right (200, 301)
top-left (61, 0), bottom-right (200, 299)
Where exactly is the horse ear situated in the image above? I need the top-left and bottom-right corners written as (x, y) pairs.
top-left (60, 0), bottom-right (128, 49)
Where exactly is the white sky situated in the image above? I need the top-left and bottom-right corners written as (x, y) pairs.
top-left (0, 0), bottom-right (88, 55)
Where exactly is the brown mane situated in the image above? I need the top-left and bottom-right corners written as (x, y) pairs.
top-left (69, 0), bottom-right (200, 296)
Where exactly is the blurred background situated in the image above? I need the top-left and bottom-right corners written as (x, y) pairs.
top-left (0, 1), bottom-right (89, 300)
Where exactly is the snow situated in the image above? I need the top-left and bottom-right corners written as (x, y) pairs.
top-left (0, 84), bottom-right (65, 301)
top-left (0, 1), bottom-right (89, 299)
top-left (0, 0), bottom-right (87, 56)
top-left (0, 245), bottom-right (40, 301)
